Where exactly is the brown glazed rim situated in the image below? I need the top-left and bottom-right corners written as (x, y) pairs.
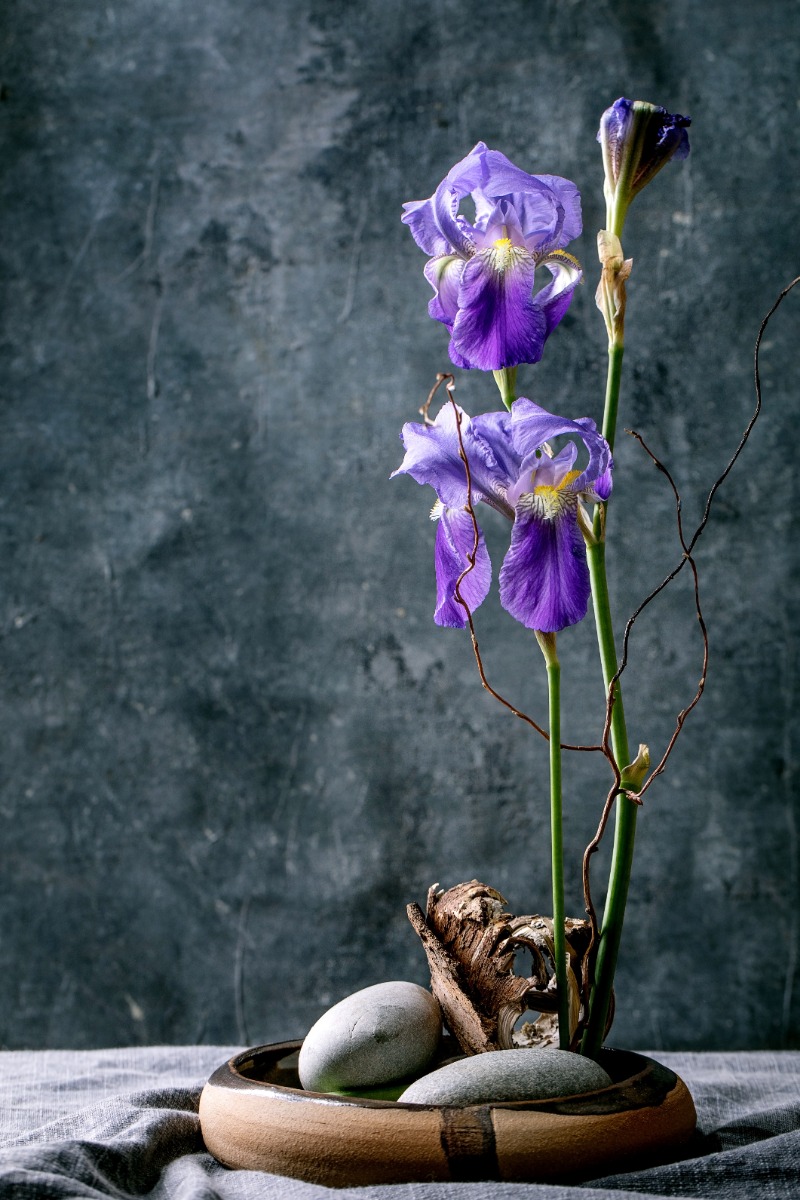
top-left (208, 1039), bottom-right (679, 1116)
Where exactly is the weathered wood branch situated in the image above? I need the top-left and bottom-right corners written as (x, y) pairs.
top-left (408, 880), bottom-right (605, 1054)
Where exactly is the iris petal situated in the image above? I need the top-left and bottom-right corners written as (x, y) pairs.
top-left (392, 404), bottom-right (475, 509)
top-left (467, 410), bottom-right (517, 510)
top-left (424, 254), bottom-right (465, 327)
top-left (534, 252), bottom-right (583, 338)
top-left (450, 246), bottom-right (544, 371)
top-left (496, 189), bottom-right (563, 252)
top-left (475, 150), bottom-right (554, 196)
top-left (471, 199), bottom-right (527, 250)
top-left (586, 463), bottom-right (613, 502)
top-left (511, 399), bottom-right (612, 497)
top-left (472, 150), bottom-right (573, 223)
top-left (499, 505), bottom-right (590, 632)
top-left (532, 176), bottom-right (583, 246)
top-left (443, 142), bottom-right (491, 193)
top-left (433, 183), bottom-right (475, 258)
top-left (471, 187), bottom-right (501, 233)
top-left (434, 507), bottom-right (492, 628)
top-left (400, 198), bottom-right (451, 257)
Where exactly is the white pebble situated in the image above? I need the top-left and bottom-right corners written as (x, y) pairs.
top-left (298, 981), bottom-right (441, 1093)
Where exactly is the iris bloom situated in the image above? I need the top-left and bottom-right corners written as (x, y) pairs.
top-left (598, 98), bottom-right (690, 223)
top-left (401, 143), bottom-right (582, 373)
top-left (393, 398), bottom-right (612, 633)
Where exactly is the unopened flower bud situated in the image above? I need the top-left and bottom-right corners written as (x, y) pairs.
top-left (598, 98), bottom-right (690, 235)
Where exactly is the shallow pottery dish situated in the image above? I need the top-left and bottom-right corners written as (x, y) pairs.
top-left (199, 1039), bottom-right (697, 1186)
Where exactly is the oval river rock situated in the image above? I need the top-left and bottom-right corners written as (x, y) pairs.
top-left (398, 1048), bottom-right (612, 1106)
top-left (298, 981), bottom-right (441, 1093)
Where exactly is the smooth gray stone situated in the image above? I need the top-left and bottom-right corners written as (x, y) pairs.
top-left (298, 981), bottom-right (441, 1093)
top-left (398, 1048), bottom-right (612, 1106)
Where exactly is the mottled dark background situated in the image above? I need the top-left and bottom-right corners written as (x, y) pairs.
top-left (1, 0), bottom-right (797, 1052)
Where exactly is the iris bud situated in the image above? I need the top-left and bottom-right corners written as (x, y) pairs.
top-left (598, 98), bottom-right (691, 235)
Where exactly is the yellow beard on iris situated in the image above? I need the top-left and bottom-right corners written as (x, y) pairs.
top-left (488, 236), bottom-right (529, 274)
top-left (519, 470), bottom-right (582, 522)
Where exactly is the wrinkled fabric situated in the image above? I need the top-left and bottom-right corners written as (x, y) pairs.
top-left (0, 1047), bottom-right (798, 1198)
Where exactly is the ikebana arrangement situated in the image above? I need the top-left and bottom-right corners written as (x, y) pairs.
top-left (200, 99), bottom-right (795, 1185)
top-left (391, 99), bottom-right (691, 1062)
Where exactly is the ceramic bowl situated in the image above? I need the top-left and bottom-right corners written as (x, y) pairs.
top-left (199, 1038), bottom-right (697, 1187)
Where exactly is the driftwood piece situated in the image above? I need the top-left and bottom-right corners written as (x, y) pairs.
top-left (407, 880), bottom-right (602, 1054)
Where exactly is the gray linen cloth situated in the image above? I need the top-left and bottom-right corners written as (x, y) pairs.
top-left (0, 1047), bottom-right (798, 1198)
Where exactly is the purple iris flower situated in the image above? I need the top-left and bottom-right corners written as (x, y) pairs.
top-left (401, 143), bottom-right (582, 373)
top-left (392, 398), bottom-right (612, 633)
top-left (598, 98), bottom-right (690, 203)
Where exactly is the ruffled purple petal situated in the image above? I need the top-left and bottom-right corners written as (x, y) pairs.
top-left (447, 342), bottom-right (473, 370)
top-left (432, 182), bottom-right (475, 258)
top-left (471, 160), bottom-right (579, 253)
top-left (467, 410), bottom-right (518, 509)
top-left (531, 176), bottom-right (582, 247)
top-left (424, 254), bottom-right (465, 327)
top-left (499, 505), bottom-right (589, 632)
top-left (400, 198), bottom-right (451, 257)
top-left (469, 198), bottom-right (526, 248)
top-left (443, 141), bottom-right (492, 193)
top-left (432, 143), bottom-right (492, 254)
top-left (450, 246), bottom-right (545, 371)
top-left (392, 403), bottom-right (474, 509)
top-left (434, 507), bottom-right (492, 627)
top-left (393, 401), bottom-right (519, 513)
top-left (534, 253), bottom-right (583, 338)
top-left (472, 149), bottom-right (563, 206)
top-left (510, 399), bottom-right (612, 497)
top-left (465, 169), bottom-right (580, 255)
top-left (585, 462), bottom-right (613, 502)
top-left (460, 410), bottom-right (523, 508)
top-left (471, 187), bottom-right (502, 234)
top-left (402, 145), bottom-right (491, 258)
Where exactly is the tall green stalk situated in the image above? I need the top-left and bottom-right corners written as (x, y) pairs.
top-left (496, 366), bottom-right (574, 1042)
top-left (581, 305), bottom-right (636, 1058)
top-left (536, 632), bottom-right (570, 1050)
top-left (580, 97), bottom-right (692, 1055)
top-left (582, 543), bottom-right (636, 1056)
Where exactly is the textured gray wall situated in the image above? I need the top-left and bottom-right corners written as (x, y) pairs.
top-left (1, 0), bottom-right (798, 1051)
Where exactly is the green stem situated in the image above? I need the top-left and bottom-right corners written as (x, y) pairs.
top-left (581, 332), bottom-right (638, 1058)
top-left (581, 539), bottom-right (636, 1056)
top-left (537, 632), bottom-right (570, 1050)
top-left (600, 344), bottom-right (625, 452)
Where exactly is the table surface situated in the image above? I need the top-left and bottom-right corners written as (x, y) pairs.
top-left (0, 1047), bottom-right (798, 1198)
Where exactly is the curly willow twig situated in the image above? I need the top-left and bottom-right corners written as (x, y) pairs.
top-left (411, 274), bottom-right (798, 1027)
top-left (578, 274), bottom-right (800, 1017)
top-left (422, 372), bottom-right (604, 753)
